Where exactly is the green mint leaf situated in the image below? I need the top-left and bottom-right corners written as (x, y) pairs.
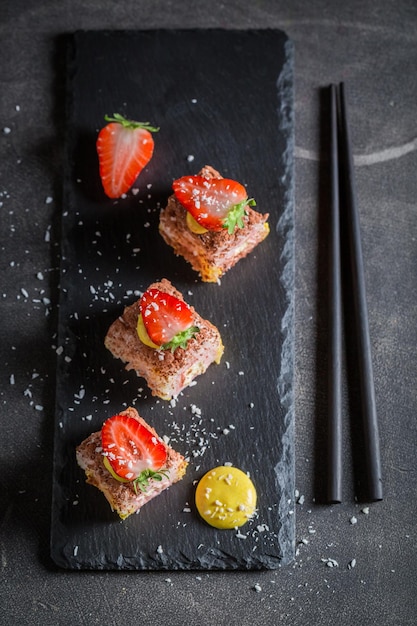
top-left (161, 325), bottom-right (200, 353)
top-left (132, 468), bottom-right (170, 494)
top-left (223, 198), bottom-right (256, 235)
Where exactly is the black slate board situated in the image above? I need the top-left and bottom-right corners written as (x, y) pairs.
top-left (51, 29), bottom-right (295, 570)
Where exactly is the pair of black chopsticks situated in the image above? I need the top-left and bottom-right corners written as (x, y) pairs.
top-left (327, 83), bottom-right (383, 504)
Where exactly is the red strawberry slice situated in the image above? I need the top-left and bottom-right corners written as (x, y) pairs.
top-left (96, 113), bottom-right (159, 198)
top-left (172, 175), bottom-right (256, 234)
top-left (101, 413), bottom-right (167, 481)
top-left (139, 288), bottom-right (199, 351)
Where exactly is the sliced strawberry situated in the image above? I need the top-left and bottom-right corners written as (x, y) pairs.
top-left (139, 287), bottom-right (199, 351)
top-left (101, 413), bottom-right (167, 482)
top-left (96, 113), bottom-right (159, 198)
top-left (172, 175), bottom-right (256, 234)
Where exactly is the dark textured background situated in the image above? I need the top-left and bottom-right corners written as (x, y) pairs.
top-left (1, 1), bottom-right (416, 624)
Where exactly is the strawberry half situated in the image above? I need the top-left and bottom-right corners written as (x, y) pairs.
top-left (139, 287), bottom-right (199, 352)
top-left (96, 113), bottom-right (159, 198)
top-left (172, 175), bottom-right (256, 234)
top-left (101, 413), bottom-right (167, 483)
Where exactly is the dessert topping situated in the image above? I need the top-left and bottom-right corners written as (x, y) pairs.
top-left (137, 287), bottom-right (199, 352)
top-left (172, 175), bottom-right (256, 234)
top-left (101, 413), bottom-right (168, 493)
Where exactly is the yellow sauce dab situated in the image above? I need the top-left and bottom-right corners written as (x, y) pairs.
top-left (102, 456), bottom-right (129, 483)
top-left (195, 466), bottom-right (257, 529)
top-left (136, 314), bottom-right (160, 349)
top-left (186, 211), bottom-right (208, 234)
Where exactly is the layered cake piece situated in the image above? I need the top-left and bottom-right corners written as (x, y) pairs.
top-left (76, 407), bottom-right (188, 520)
top-left (159, 165), bottom-right (270, 282)
top-left (104, 278), bottom-right (224, 399)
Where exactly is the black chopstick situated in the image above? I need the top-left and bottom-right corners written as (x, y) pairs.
top-left (327, 84), bottom-right (343, 504)
top-left (337, 82), bottom-right (383, 502)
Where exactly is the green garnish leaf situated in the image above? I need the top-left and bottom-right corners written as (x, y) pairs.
top-left (132, 468), bottom-right (170, 494)
top-left (223, 198), bottom-right (256, 235)
top-left (161, 325), bottom-right (200, 353)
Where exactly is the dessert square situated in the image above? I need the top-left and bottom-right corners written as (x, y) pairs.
top-left (159, 165), bottom-right (270, 282)
top-left (104, 279), bottom-right (224, 399)
top-left (76, 407), bottom-right (187, 520)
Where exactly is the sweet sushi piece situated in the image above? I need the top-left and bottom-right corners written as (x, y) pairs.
top-left (159, 165), bottom-right (270, 282)
top-left (104, 278), bottom-right (224, 399)
top-left (76, 407), bottom-right (188, 520)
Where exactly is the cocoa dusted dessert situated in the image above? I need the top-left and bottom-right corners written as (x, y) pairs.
top-left (76, 407), bottom-right (187, 520)
top-left (104, 279), bottom-right (224, 399)
top-left (159, 165), bottom-right (270, 283)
